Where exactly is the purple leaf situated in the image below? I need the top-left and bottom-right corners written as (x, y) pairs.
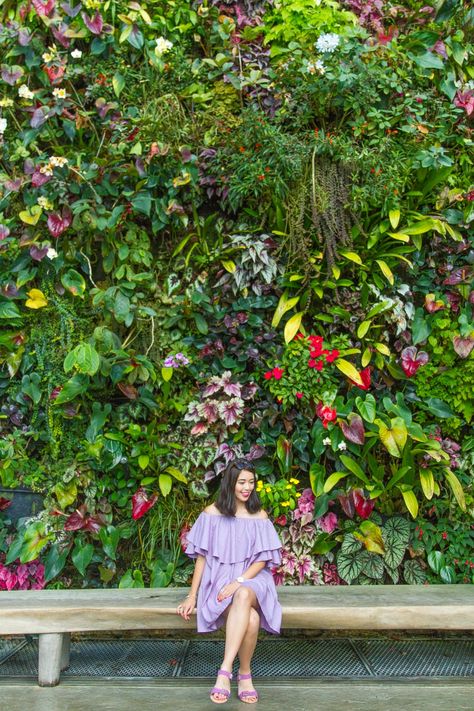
top-left (30, 107), bottom-right (49, 129)
top-left (31, 170), bottom-right (51, 187)
top-left (30, 245), bottom-right (49, 261)
top-left (452, 335), bottom-right (474, 359)
top-left (0, 225), bottom-right (11, 240)
top-left (1, 64), bottom-right (23, 85)
top-left (47, 208), bottom-right (72, 238)
top-left (338, 492), bottom-right (355, 519)
top-left (81, 10), bottom-right (104, 35)
top-left (61, 1), bottom-right (81, 17)
top-left (32, 0), bottom-right (56, 16)
top-left (4, 178), bottom-right (22, 191)
top-left (18, 29), bottom-right (32, 46)
top-left (135, 158), bottom-right (146, 177)
top-left (51, 23), bottom-right (71, 48)
top-left (340, 413), bottom-right (365, 445)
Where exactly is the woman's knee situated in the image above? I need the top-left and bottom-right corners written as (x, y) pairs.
top-left (233, 585), bottom-right (254, 606)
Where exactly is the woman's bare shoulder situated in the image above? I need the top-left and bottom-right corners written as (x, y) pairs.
top-left (255, 509), bottom-right (268, 519)
top-left (203, 503), bottom-right (220, 515)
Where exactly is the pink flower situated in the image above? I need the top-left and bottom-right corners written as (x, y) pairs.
top-left (454, 89), bottom-right (474, 116)
top-left (272, 367), bottom-right (284, 380)
top-left (400, 347), bottom-right (429, 377)
top-left (317, 512), bottom-right (338, 533)
top-left (295, 392), bottom-right (303, 399)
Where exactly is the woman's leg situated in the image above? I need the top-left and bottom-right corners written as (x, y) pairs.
top-left (237, 607), bottom-right (260, 703)
top-left (212, 587), bottom-right (258, 702)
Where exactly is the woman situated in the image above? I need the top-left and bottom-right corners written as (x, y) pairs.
top-left (177, 458), bottom-right (282, 704)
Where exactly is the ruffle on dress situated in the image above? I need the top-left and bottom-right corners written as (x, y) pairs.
top-left (185, 512), bottom-right (282, 565)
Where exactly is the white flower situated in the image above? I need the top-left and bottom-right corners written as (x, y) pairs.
top-left (42, 52), bottom-right (54, 63)
top-left (52, 88), bottom-right (67, 99)
top-left (18, 84), bottom-right (35, 100)
top-left (40, 164), bottom-right (53, 176)
top-left (47, 247), bottom-right (58, 259)
top-left (315, 33), bottom-right (340, 53)
top-left (155, 36), bottom-right (173, 56)
top-left (337, 441), bottom-right (347, 451)
top-left (0, 117), bottom-right (7, 134)
top-left (323, 437), bottom-right (332, 446)
top-left (37, 196), bottom-right (54, 210)
top-left (50, 156), bottom-right (68, 167)
top-left (307, 59), bottom-right (326, 75)
top-left (71, 49), bottom-right (82, 59)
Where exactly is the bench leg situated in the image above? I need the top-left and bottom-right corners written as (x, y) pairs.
top-left (38, 633), bottom-right (64, 687)
top-left (61, 633), bottom-right (71, 671)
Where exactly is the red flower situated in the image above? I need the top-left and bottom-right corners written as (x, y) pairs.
top-left (272, 367), bottom-right (284, 380)
top-left (314, 360), bottom-right (324, 371)
top-left (308, 358), bottom-right (316, 368)
top-left (401, 347), bottom-right (429, 377)
top-left (325, 349), bottom-right (339, 363)
top-left (295, 332), bottom-right (305, 340)
top-left (274, 514), bottom-right (287, 526)
top-left (132, 487), bottom-right (158, 520)
top-left (352, 489), bottom-right (375, 519)
top-left (442, 532), bottom-right (448, 540)
top-left (45, 64), bottom-right (66, 84)
top-left (257, 174), bottom-right (265, 181)
top-left (350, 366), bottom-right (371, 390)
top-left (264, 371), bottom-right (273, 380)
top-left (296, 392), bottom-right (303, 399)
top-left (316, 402), bottom-right (337, 428)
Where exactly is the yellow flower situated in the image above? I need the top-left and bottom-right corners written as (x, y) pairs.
top-left (295, 493), bottom-right (301, 498)
top-left (265, 487), bottom-right (271, 493)
top-left (285, 484), bottom-right (292, 489)
top-left (290, 478), bottom-right (300, 485)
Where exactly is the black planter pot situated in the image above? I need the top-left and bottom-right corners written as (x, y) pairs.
top-left (0, 488), bottom-right (44, 524)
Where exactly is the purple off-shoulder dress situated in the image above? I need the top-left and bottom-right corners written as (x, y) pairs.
top-left (185, 512), bottom-right (282, 635)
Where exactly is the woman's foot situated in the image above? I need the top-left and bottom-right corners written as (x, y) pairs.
top-left (210, 668), bottom-right (232, 704)
top-left (237, 671), bottom-right (258, 704)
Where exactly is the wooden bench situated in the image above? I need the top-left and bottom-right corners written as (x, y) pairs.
top-left (1, 585), bottom-right (473, 686)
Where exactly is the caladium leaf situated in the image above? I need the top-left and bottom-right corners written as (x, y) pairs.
top-left (132, 487), bottom-right (157, 520)
top-left (32, 0), bottom-right (56, 16)
top-left (452, 335), bottom-right (474, 358)
top-left (81, 10), bottom-right (104, 34)
top-left (1, 64), bottom-right (24, 85)
top-left (340, 413), bottom-right (365, 445)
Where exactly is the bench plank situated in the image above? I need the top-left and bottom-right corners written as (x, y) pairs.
top-left (1, 585), bottom-right (473, 634)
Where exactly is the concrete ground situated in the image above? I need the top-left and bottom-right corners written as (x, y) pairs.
top-left (1, 678), bottom-right (473, 711)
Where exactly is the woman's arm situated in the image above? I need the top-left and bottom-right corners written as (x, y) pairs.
top-left (217, 561), bottom-right (266, 602)
top-left (177, 554), bottom-right (205, 620)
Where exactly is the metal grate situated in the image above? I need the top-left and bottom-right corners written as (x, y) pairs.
top-left (0, 637), bottom-right (472, 679)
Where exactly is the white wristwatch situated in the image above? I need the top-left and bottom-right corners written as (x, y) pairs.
top-left (236, 576), bottom-right (245, 583)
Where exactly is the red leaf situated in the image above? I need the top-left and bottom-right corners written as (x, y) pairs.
top-left (117, 382), bottom-right (139, 399)
top-left (64, 505), bottom-right (87, 531)
top-left (352, 489), bottom-right (375, 519)
top-left (452, 335), bottom-right (474, 359)
top-left (132, 488), bottom-right (157, 520)
top-left (32, 0), bottom-right (55, 17)
top-left (340, 413), bottom-right (365, 445)
top-left (338, 493), bottom-right (355, 519)
top-left (81, 10), bottom-right (104, 34)
top-left (0, 497), bottom-right (12, 511)
top-left (47, 209), bottom-right (72, 238)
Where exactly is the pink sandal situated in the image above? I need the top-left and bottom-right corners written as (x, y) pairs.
top-left (210, 668), bottom-right (232, 704)
top-left (237, 672), bottom-right (259, 703)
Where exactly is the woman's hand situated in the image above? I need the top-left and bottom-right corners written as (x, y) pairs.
top-left (217, 580), bottom-right (241, 602)
top-left (176, 594), bottom-right (196, 621)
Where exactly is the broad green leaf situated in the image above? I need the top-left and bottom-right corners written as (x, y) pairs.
top-left (337, 548), bottom-right (364, 583)
top-left (53, 374), bottom-right (89, 405)
top-left (375, 417), bottom-right (407, 457)
top-left (44, 544), bottom-right (69, 583)
top-left (339, 455), bottom-right (369, 484)
top-left (53, 481), bottom-right (77, 508)
top-left (159, 473), bottom-right (172, 496)
top-left (399, 488), bottom-right (419, 519)
top-left (355, 393), bottom-right (376, 423)
top-left (375, 259), bottom-right (394, 285)
top-left (419, 469), bottom-right (435, 500)
top-left (403, 219), bottom-right (435, 235)
top-left (445, 468), bottom-right (466, 511)
top-left (64, 343), bottom-right (100, 375)
top-left (71, 542), bottom-right (94, 577)
top-left (335, 358), bottom-right (363, 385)
top-left (339, 250), bottom-right (363, 265)
top-left (161, 367), bottom-right (173, 382)
top-left (361, 347), bottom-right (372, 367)
top-left (221, 260), bottom-right (236, 273)
top-left (357, 320), bottom-right (372, 338)
top-left (138, 454), bottom-right (149, 470)
top-left (323, 471), bottom-right (347, 493)
top-left (112, 72), bottom-right (125, 97)
top-left (271, 292), bottom-right (300, 328)
top-left (61, 269), bottom-right (87, 298)
top-left (284, 311), bottom-right (303, 343)
top-left (427, 550), bottom-right (445, 574)
top-left (403, 559), bottom-right (427, 584)
top-left (382, 516), bottom-right (410, 568)
top-left (374, 342), bottom-right (390, 356)
top-left (165, 466), bottom-right (187, 483)
top-left (388, 232), bottom-right (410, 242)
top-left (389, 209), bottom-right (400, 229)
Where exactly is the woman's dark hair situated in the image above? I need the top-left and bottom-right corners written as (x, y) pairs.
top-left (215, 458), bottom-right (262, 517)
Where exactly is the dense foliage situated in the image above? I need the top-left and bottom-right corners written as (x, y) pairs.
top-left (0, 0), bottom-right (473, 590)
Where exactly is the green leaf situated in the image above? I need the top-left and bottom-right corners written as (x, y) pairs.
top-left (375, 417), bottom-right (407, 457)
top-left (389, 209), bottom-right (401, 229)
top-left (412, 307), bottom-right (431, 345)
top-left (99, 526), bottom-right (120, 561)
top-left (375, 259), bottom-right (394, 285)
top-left (323, 471), bottom-right (347, 493)
top-left (119, 569), bottom-right (145, 588)
top-left (382, 516), bottom-right (409, 568)
top-left (339, 250), bottom-right (363, 265)
top-left (194, 313), bottom-right (208, 334)
top-left (335, 358), bottom-right (363, 385)
top-left (339, 455), bottom-right (369, 485)
top-left (61, 269), bottom-right (87, 298)
top-left (362, 553), bottom-right (384, 580)
top-left (159, 473), bottom-right (172, 496)
top-left (445, 468), bottom-right (466, 511)
top-left (337, 548), bottom-right (364, 583)
top-left (161, 366), bottom-right (173, 382)
top-left (419, 469), bottom-right (435, 500)
top-left (403, 559), bottom-right (427, 585)
top-left (355, 394), bottom-right (376, 423)
top-left (53, 374), bottom-right (89, 405)
top-left (357, 320), bottom-right (372, 338)
top-left (284, 311), bottom-right (303, 343)
top-left (399, 488), bottom-right (419, 519)
top-left (271, 292), bottom-right (300, 328)
top-left (112, 72), bottom-right (125, 97)
top-left (64, 343), bottom-right (100, 376)
top-left (71, 542), bottom-right (94, 577)
top-left (44, 544), bottom-right (69, 583)
top-left (138, 454), bottom-right (149, 470)
top-left (427, 550), bottom-right (445, 574)
top-left (409, 51), bottom-right (445, 69)
top-left (165, 466), bottom-right (187, 483)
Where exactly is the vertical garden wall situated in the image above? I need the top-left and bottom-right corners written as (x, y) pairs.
top-left (0, 0), bottom-right (473, 591)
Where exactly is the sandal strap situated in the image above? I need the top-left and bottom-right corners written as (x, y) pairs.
top-left (237, 673), bottom-right (252, 681)
top-left (238, 690), bottom-right (259, 699)
top-left (211, 687), bottom-right (231, 698)
top-left (217, 669), bottom-right (233, 679)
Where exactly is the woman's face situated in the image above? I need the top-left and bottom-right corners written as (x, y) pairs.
top-left (234, 469), bottom-right (255, 505)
